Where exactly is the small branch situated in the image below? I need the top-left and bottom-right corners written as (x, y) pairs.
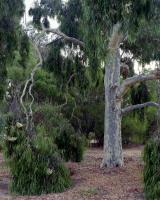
top-left (20, 41), bottom-right (43, 133)
top-left (117, 69), bottom-right (160, 98)
top-left (42, 25), bottom-right (84, 47)
top-left (20, 78), bottom-right (31, 129)
top-left (56, 73), bottom-right (76, 109)
top-left (122, 102), bottom-right (160, 115)
top-left (28, 42), bottom-right (43, 131)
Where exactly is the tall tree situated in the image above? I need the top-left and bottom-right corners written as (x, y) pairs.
top-left (29, 0), bottom-right (160, 167)
top-left (82, 0), bottom-right (160, 167)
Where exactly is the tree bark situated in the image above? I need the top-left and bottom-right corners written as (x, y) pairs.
top-left (101, 49), bottom-right (123, 168)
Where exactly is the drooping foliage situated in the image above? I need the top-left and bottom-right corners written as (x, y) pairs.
top-left (131, 82), bottom-right (150, 119)
top-left (121, 68), bottom-right (156, 144)
top-left (81, 0), bottom-right (155, 68)
top-left (29, 0), bottom-right (90, 91)
top-left (121, 1), bottom-right (160, 63)
top-left (143, 138), bottom-right (160, 200)
top-left (0, 0), bottom-right (24, 99)
top-left (19, 33), bottom-right (30, 69)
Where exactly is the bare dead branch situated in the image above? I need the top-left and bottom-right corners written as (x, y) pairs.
top-left (20, 41), bottom-right (43, 132)
top-left (28, 42), bottom-right (43, 131)
top-left (42, 25), bottom-right (84, 48)
top-left (20, 78), bottom-right (31, 129)
top-left (122, 102), bottom-right (160, 115)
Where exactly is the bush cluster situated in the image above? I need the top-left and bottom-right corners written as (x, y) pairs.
top-left (1, 104), bottom-right (85, 195)
top-left (122, 114), bottom-right (149, 144)
top-left (3, 124), bottom-right (71, 195)
top-left (34, 104), bottom-right (85, 162)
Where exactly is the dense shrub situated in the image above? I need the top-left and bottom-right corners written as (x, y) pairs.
top-left (143, 138), bottom-right (160, 200)
top-left (33, 70), bottom-right (57, 102)
top-left (55, 128), bottom-right (85, 162)
top-left (34, 104), bottom-right (85, 162)
top-left (122, 114), bottom-right (149, 144)
top-left (63, 91), bottom-right (105, 146)
top-left (3, 124), bottom-right (71, 195)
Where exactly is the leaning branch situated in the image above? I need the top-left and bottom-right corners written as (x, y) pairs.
top-left (28, 42), bottom-right (43, 126)
top-left (20, 41), bottom-right (42, 132)
top-left (42, 26), bottom-right (84, 47)
top-left (122, 102), bottom-right (160, 115)
top-left (117, 69), bottom-right (160, 98)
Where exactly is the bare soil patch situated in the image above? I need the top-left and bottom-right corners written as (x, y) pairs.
top-left (0, 146), bottom-right (144, 200)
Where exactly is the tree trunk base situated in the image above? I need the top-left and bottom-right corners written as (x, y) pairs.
top-left (100, 159), bottom-right (124, 168)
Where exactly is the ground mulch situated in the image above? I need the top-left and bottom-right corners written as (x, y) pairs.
top-left (0, 146), bottom-right (144, 200)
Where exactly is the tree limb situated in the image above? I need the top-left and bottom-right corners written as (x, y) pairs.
top-left (122, 102), bottom-right (160, 115)
top-left (42, 25), bottom-right (84, 47)
top-left (57, 73), bottom-right (76, 109)
top-left (117, 69), bottom-right (160, 98)
top-left (20, 41), bottom-right (42, 133)
top-left (28, 42), bottom-right (43, 132)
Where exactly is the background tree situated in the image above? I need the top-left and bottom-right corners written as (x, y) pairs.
top-left (82, 0), bottom-right (160, 167)
top-left (29, 0), bottom-right (160, 167)
top-left (0, 0), bottom-right (24, 99)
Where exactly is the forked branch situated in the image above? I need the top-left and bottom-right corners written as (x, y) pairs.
top-left (117, 69), bottom-right (160, 98)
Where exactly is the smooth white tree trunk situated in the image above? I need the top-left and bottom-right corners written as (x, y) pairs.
top-left (101, 49), bottom-right (123, 168)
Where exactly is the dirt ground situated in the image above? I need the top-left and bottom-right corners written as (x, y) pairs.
top-left (0, 146), bottom-right (144, 200)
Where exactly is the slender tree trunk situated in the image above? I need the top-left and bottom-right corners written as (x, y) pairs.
top-left (101, 49), bottom-right (123, 168)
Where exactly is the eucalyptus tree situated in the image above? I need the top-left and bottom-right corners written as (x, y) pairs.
top-left (29, 0), bottom-right (160, 167)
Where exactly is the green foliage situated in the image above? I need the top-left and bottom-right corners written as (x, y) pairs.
top-left (58, 0), bottom-right (82, 40)
top-left (0, 0), bottom-right (24, 99)
top-left (122, 114), bottom-right (149, 144)
top-left (121, 2), bottom-right (160, 63)
top-left (62, 83), bottom-right (105, 145)
top-left (29, 0), bottom-right (92, 90)
top-left (7, 41), bottom-right (38, 84)
top-left (131, 82), bottom-right (150, 119)
top-left (143, 138), bottom-right (160, 200)
top-left (2, 123), bottom-right (71, 195)
top-left (8, 66), bottom-right (25, 83)
top-left (121, 80), bottom-right (158, 144)
top-left (131, 82), bottom-right (150, 105)
top-left (0, 115), bottom-right (5, 134)
top-left (29, 0), bottom-right (62, 28)
top-left (0, 114), bottom-right (5, 150)
top-left (55, 128), bottom-right (85, 162)
top-left (81, 0), bottom-right (155, 68)
top-left (33, 69), bottom-right (57, 102)
top-left (44, 42), bottom-right (89, 92)
top-left (34, 104), bottom-right (85, 162)
top-left (19, 33), bottom-right (30, 68)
